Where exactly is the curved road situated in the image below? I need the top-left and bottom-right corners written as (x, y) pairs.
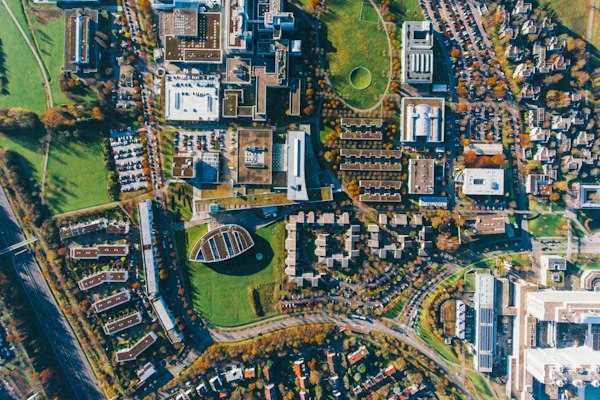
top-left (208, 313), bottom-right (473, 399)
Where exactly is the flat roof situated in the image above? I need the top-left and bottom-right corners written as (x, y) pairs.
top-left (225, 57), bottom-right (252, 84)
top-left (163, 12), bottom-right (222, 63)
top-left (152, 297), bottom-right (183, 343)
top-left (401, 97), bottom-right (445, 143)
top-left (287, 130), bottom-right (308, 201)
top-left (474, 215), bottom-right (506, 235)
top-left (402, 21), bottom-right (434, 83)
top-left (138, 200), bottom-right (158, 298)
top-left (236, 128), bottom-right (273, 185)
top-left (164, 74), bottom-right (220, 122)
top-left (462, 168), bottom-right (505, 196)
top-left (464, 143), bottom-right (504, 155)
top-left (408, 159), bottom-right (435, 194)
top-left (64, 9), bottom-right (98, 74)
top-left (579, 183), bottom-right (600, 209)
top-left (172, 156), bottom-right (195, 178)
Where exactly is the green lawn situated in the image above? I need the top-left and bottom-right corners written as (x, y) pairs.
top-left (466, 371), bottom-right (494, 398)
top-left (527, 214), bottom-right (568, 237)
top-left (0, 0), bottom-right (47, 113)
top-left (27, 6), bottom-right (72, 106)
top-left (0, 131), bottom-right (45, 182)
top-left (541, 0), bottom-right (598, 48)
top-left (45, 133), bottom-right (111, 214)
top-left (185, 221), bottom-right (284, 327)
top-left (168, 182), bottom-right (193, 221)
top-left (399, 0), bottom-right (424, 21)
top-left (324, 0), bottom-right (389, 109)
top-left (360, 1), bottom-right (379, 23)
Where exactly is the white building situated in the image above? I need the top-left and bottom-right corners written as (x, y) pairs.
top-left (401, 97), bottom-right (445, 143)
top-left (164, 74), bottom-right (220, 122)
top-left (402, 21), bottom-right (434, 84)
top-left (577, 183), bottom-right (600, 209)
top-left (539, 255), bottom-right (567, 286)
top-left (138, 200), bottom-right (159, 298)
top-left (287, 130), bottom-right (309, 201)
top-left (461, 168), bottom-right (505, 196)
top-left (152, 297), bottom-right (183, 344)
top-left (474, 274), bottom-right (496, 373)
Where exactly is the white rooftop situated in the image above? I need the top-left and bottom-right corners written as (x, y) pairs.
top-left (462, 168), bottom-right (505, 196)
top-left (165, 74), bottom-right (220, 121)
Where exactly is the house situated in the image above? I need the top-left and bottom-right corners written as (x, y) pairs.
top-left (347, 346), bottom-right (370, 365)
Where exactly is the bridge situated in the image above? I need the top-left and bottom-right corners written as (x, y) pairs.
top-left (0, 237), bottom-right (38, 256)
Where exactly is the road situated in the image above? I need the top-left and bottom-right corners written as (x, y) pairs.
top-left (207, 312), bottom-right (473, 399)
top-left (0, 186), bottom-right (103, 400)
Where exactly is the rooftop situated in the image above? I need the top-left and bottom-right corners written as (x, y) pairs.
top-left (461, 168), bottom-right (505, 196)
top-left (408, 158), bottom-right (435, 195)
top-left (164, 74), bottom-right (220, 122)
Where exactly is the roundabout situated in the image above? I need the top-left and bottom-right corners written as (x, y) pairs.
top-left (349, 67), bottom-right (372, 89)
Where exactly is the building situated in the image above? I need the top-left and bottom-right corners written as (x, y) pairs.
top-left (472, 215), bottom-right (507, 235)
top-left (115, 332), bottom-right (158, 362)
top-left (189, 224), bottom-right (254, 263)
top-left (152, 297), bottom-right (183, 343)
top-left (508, 286), bottom-right (600, 400)
top-left (164, 74), bottom-right (220, 122)
top-left (539, 255), bottom-right (567, 286)
top-left (347, 346), bottom-right (370, 365)
top-left (198, 152), bottom-right (220, 183)
top-left (172, 156), bottom-right (195, 179)
top-left (474, 274), bottom-right (496, 373)
top-left (103, 312), bottom-right (143, 335)
top-left (402, 21), bottom-right (434, 83)
top-left (525, 174), bottom-right (552, 196)
top-left (401, 97), bottom-right (444, 143)
top-left (577, 183), bottom-right (600, 209)
top-left (464, 143), bottom-right (504, 156)
top-left (138, 201), bottom-right (159, 298)
top-left (161, 10), bottom-right (222, 63)
top-left (151, 0), bottom-right (221, 10)
top-left (92, 290), bottom-right (131, 313)
top-left (59, 218), bottom-right (129, 241)
top-left (236, 128), bottom-right (273, 185)
top-left (64, 9), bottom-right (99, 74)
top-left (77, 270), bottom-right (128, 291)
top-left (287, 130), bottom-right (309, 201)
top-left (70, 244), bottom-right (129, 260)
top-left (460, 168), bottom-right (505, 196)
top-left (408, 158), bottom-right (436, 195)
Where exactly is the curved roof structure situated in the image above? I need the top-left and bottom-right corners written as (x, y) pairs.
top-left (189, 224), bottom-right (254, 263)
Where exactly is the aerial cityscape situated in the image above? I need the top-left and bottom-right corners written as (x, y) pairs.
top-left (0, 0), bottom-right (598, 399)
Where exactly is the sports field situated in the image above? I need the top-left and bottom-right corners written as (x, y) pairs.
top-left (0, 1), bottom-right (47, 113)
top-left (324, 0), bottom-right (389, 109)
top-left (185, 221), bottom-right (284, 327)
top-left (45, 132), bottom-right (111, 214)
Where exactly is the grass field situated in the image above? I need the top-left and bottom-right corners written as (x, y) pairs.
top-left (324, 0), bottom-right (389, 109)
top-left (185, 221), bottom-right (285, 327)
top-left (541, 0), bottom-right (600, 49)
top-left (0, 131), bottom-right (45, 182)
top-left (399, 0), bottom-right (424, 21)
top-left (27, 6), bottom-right (73, 106)
top-left (360, 1), bottom-right (379, 23)
top-left (168, 182), bottom-right (193, 221)
top-left (45, 132), bottom-right (111, 214)
top-left (0, 1), bottom-right (47, 113)
top-left (527, 214), bottom-right (568, 237)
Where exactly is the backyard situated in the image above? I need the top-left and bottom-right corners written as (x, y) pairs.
top-left (323, 0), bottom-right (389, 109)
top-left (184, 221), bottom-right (285, 327)
top-left (541, 0), bottom-right (600, 50)
top-left (45, 132), bottom-right (111, 214)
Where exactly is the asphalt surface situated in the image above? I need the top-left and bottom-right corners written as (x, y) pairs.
top-left (0, 186), bottom-right (103, 400)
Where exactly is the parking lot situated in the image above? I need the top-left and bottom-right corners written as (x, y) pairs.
top-left (110, 128), bottom-right (150, 192)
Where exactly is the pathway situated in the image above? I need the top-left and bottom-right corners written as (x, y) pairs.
top-left (1, 0), bottom-right (55, 197)
top-left (0, 0), bottom-right (53, 109)
top-left (321, 0), bottom-right (394, 113)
